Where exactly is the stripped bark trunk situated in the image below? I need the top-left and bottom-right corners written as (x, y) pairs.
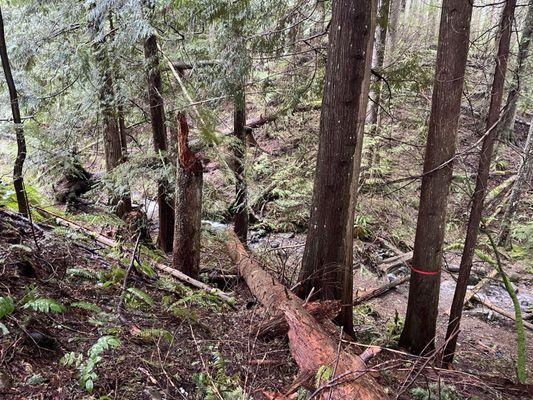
top-left (298, 0), bottom-right (375, 335)
top-left (0, 8), bottom-right (27, 216)
top-left (144, 34), bottom-right (174, 252)
top-left (499, 119), bottom-right (533, 247)
top-left (443, 0), bottom-right (517, 364)
top-left (226, 231), bottom-right (387, 400)
top-left (497, 2), bottom-right (532, 143)
top-left (172, 112), bottom-right (203, 278)
top-left (399, 0), bottom-right (473, 355)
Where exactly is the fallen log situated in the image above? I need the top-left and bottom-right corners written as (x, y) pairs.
top-left (471, 293), bottom-right (533, 332)
top-left (252, 300), bottom-right (341, 340)
top-left (154, 263), bottom-right (234, 304)
top-left (378, 251), bottom-right (413, 272)
top-left (464, 269), bottom-right (499, 305)
top-left (354, 275), bottom-right (409, 305)
top-left (225, 230), bottom-right (387, 400)
top-left (36, 207), bottom-right (234, 305)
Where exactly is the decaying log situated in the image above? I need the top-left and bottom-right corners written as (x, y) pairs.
top-left (37, 207), bottom-right (234, 304)
top-left (378, 251), bottom-right (413, 272)
top-left (225, 230), bottom-right (387, 400)
top-left (252, 300), bottom-right (341, 339)
top-left (354, 275), bottom-right (409, 305)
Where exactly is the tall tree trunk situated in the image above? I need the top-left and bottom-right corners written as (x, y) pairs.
top-left (399, 0), bottom-right (473, 355)
top-left (387, 0), bottom-right (401, 57)
top-left (497, 2), bottom-right (532, 143)
top-left (232, 84), bottom-right (249, 242)
top-left (367, 0), bottom-right (390, 175)
top-left (109, 14), bottom-right (132, 217)
top-left (0, 8), bottom-right (27, 216)
top-left (499, 119), bottom-right (533, 247)
top-left (88, 10), bottom-right (131, 218)
top-left (297, 0), bottom-right (374, 334)
top-left (144, 34), bottom-right (174, 252)
top-left (172, 112), bottom-right (203, 278)
top-left (339, 1), bottom-right (377, 333)
top-left (443, 0), bottom-right (517, 365)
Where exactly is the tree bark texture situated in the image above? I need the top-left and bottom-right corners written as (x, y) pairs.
top-left (172, 112), bottom-right (203, 278)
top-left (0, 8), bottom-right (27, 216)
top-left (443, 0), bottom-right (516, 364)
top-left (367, 0), bottom-right (390, 175)
top-left (387, 0), bottom-right (401, 60)
top-left (339, 1), bottom-right (377, 334)
top-left (297, 0), bottom-right (374, 334)
top-left (499, 119), bottom-right (533, 247)
top-left (232, 86), bottom-right (249, 242)
top-left (497, 1), bottom-right (532, 142)
top-left (399, 0), bottom-right (473, 355)
top-left (144, 34), bottom-right (174, 253)
top-left (226, 231), bottom-right (387, 400)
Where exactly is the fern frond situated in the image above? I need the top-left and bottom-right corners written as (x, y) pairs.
top-left (23, 298), bottom-right (66, 313)
top-left (126, 288), bottom-right (154, 306)
top-left (0, 296), bottom-right (15, 319)
top-left (70, 301), bottom-right (102, 313)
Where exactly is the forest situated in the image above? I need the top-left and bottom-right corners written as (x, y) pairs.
top-left (0, 0), bottom-right (532, 399)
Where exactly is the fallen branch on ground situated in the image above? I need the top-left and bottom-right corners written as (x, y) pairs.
top-left (225, 230), bottom-right (387, 399)
top-left (354, 275), bottom-right (409, 305)
top-left (36, 207), bottom-right (234, 305)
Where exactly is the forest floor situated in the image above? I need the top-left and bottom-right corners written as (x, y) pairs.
top-left (1, 102), bottom-right (532, 399)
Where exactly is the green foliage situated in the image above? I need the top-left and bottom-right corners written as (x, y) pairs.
top-left (67, 268), bottom-right (98, 281)
top-left (133, 328), bottom-right (173, 344)
top-left (193, 346), bottom-right (247, 400)
top-left (0, 180), bottom-right (41, 210)
top-left (512, 222), bottom-right (533, 252)
top-left (97, 266), bottom-right (125, 287)
top-left (353, 214), bottom-right (374, 240)
top-left (0, 296), bottom-right (15, 319)
top-left (61, 335), bottom-right (120, 393)
top-left (485, 232), bottom-right (527, 384)
top-left (315, 365), bottom-right (333, 388)
top-left (410, 383), bottom-right (462, 400)
top-left (23, 298), bottom-right (66, 314)
top-left (70, 301), bottom-right (102, 314)
top-left (126, 287), bottom-right (155, 308)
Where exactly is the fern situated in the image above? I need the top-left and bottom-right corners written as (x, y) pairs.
top-left (61, 336), bottom-right (120, 393)
top-left (126, 287), bottom-right (154, 307)
top-left (134, 328), bottom-right (173, 343)
top-left (67, 268), bottom-right (97, 280)
top-left (70, 301), bottom-right (102, 313)
top-left (0, 296), bottom-right (15, 319)
top-left (23, 298), bottom-right (66, 313)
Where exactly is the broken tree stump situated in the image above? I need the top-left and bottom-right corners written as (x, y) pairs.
top-left (225, 230), bottom-right (387, 400)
